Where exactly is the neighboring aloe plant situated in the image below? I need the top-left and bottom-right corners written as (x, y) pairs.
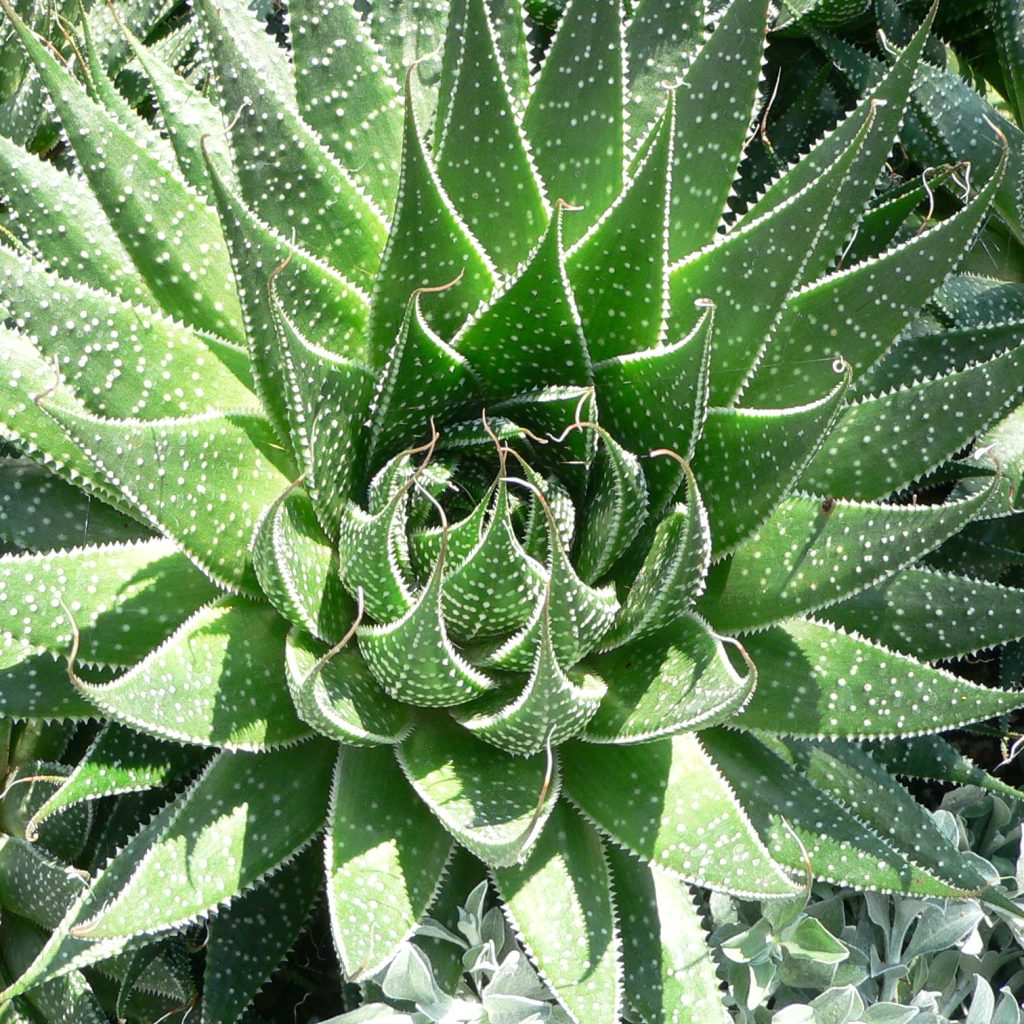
top-left (2, 0), bottom-right (1024, 1021)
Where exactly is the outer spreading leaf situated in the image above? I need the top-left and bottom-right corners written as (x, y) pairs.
top-left (0, 634), bottom-right (95, 719)
top-left (698, 486), bottom-right (997, 634)
top-left (74, 598), bottom-right (309, 750)
top-left (561, 735), bottom-right (797, 897)
top-left (733, 617), bottom-right (1024, 739)
top-left (398, 718), bottom-right (561, 868)
top-left (492, 803), bottom-right (622, 1024)
top-left (327, 745), bottom-right (453, 976)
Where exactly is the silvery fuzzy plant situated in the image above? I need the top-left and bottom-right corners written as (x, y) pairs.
top-left (3, 0), bottom-right (1024, 1020)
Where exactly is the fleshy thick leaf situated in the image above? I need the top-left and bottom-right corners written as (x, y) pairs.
top-left (584, 614), bottom-right (754, 743)
top-left (0, 634), bottom-right (95, 719)
top-left (492, 803), bottom-right (622, 1024)
top-left (561, 736), bottom-right (797, 897)
top-left (398, 718), bottom-right (561, 868)
top-left (733, 617), bottom-right (1024, 739)
top-left (698, 486), bottom-right (997, 634)
top-left (327, 745), bottom-right (453, 976)
top-left (74, 598), bottom-right (309, 750)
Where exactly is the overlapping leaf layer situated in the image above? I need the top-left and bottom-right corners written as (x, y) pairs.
top-left (0, 0), bottom-right (1023, 1021)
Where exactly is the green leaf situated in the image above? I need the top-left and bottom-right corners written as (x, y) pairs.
top-left (358, 521), bottom-right (497, 707)
top-left (693, 367), bottom-right (849, 556)
top-left (0, 459), bottom-right (147, 552)
top-left (202, 845), bottom-right (322, 1024)
top-left (253, 486), bottom-right (353, 643)
top-left (667, 0), bottom-right (770, 261)
top-left (826, 567), bottom-right (1024, 662)
top-left (524, 0), bottom-right (624, 245)
top-left (193, 0), bottom-right (387, 283)
top-left (74, 598), bottom-right (309, 750)
top-left (592, 305), bottom-right (713, 514)
top-left (368, 295), bottom-right (481, 468)
top-left (0, 243), bottom-right (255, 419)
top-left (398, 717), bottom-right (561, 868)
top-left (0, 537), bottom-right (217, 666)
top-left (0, 131), bottom-right (150, 304)
top-left (584, 613), bottom-right (754, 743)
top-left (624, 0), bottom-right (703, 152)
top-left (203, 156), bottom-right (370, 458)
top-left (0, 634), bottom-right (95, 719)
top-left (1, 0), bottom-right (245, 343)
top-left (961, 398), bottom-right (1024, 513)
top-left (568, 99), bottom-right (672, 361)
top-left (25, 725), bottom-right (202, 843)
top-left (435, 0), bottom-right (547, 273)
top-left (0, 835), bottom-right (85, 930)
top-left (327, 745), bottom-right (453, 976)
top-left (370, 76), bottom-right (494, 367)
top-left (734, 617), bottom-right (1024, 739)
top-left (560, 735), bottom-right (797, 897)
top-left (36, 403), bottom-right (293, 594)
top-left (606, 465), bottom-right (710, 645)
top-left (669, 100), bottom-right (876, 406)
top-left (285, 629), bottom-right (413, 746)
top-left (491, 803), bottom-right (622, 1024)
top-left (868, 734), bottom-right (1024, 805)
top-left (457, 597), bottom-right (607, 756)
top-left (456, 205), bottom-right (589, 396)
top-left (606, 846), bottom-right (729, 1024)
top-left (698, 485), bottom-right (997, 634)
top-left (801, 343), bottom-right (1024, 501)
top-left (290, 0), bottom-right (403, 213)
top-left (701, 729), bottom-right (972, 898)
top-left (72, 741), bottom-right (335, 941)
top-left (746, 162), bottom-right (1003, 407)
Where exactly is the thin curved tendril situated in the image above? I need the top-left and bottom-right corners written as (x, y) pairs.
top-left (301, 588), bottom-right (365, 689)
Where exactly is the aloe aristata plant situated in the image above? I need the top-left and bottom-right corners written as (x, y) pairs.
top-left (2, 0), bottom-right (1024, 1020)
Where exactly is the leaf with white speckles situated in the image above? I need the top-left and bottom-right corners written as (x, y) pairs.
top-left (36, 403), bottom-right (293, 595)
top-left (669, 103), bottom-right (876, 406)
top-left (71, 741), bottom-right (335, 941)
top-left (746, 161), bottom-right (1003, 407)
top-left (290, 0), bottom-right (403, 214)
top-left (25, 724), bottom-right (204, 843)
top-left (2, 2), bottom-right (245, 343)
top-left (456, 205), bottom-right (588, 397)
top-left (327, 745), bottom-right (453, 977)
top-left (370, 76), bottom-right (494, 367)
top-left (0, 634), bottom-right (95, 719)
top-left (203, 119), bottom-right (371, 457)
top-left (202, 845), bottom-right (322, 1024)
top-left (0, 538), bottom-right (217, 666)
top-left (0, 460), bottom-right (148, 552)
top-left (524, 0), bottom-right (624, 245)
top-left (733, 617), bottom-right (1024, 739)
top-left (74, 598), bottom-right (309, 750)
top-left (584, 612), bottom-right (754, 742)
top-left (624, 0), bottom-right (702, 152)
top-left (697, 484), bottom-right (997, 634)
top-left (193, 0), bottom-right (387, 284)
top-left (694, 367), bottom-right (849, 556)
top-left (398, 717), bottom-right (560, 868)
top-left (827, 567), bottom-right (1024, 662)
top-left (435, 0), bottom-right (547, 273)
top-left (667, 0), bottom-right (770, 261)
top-left (560, 735), bottom-right (797, 898)
top-left (593, 306), bottom-right (713, 514)
top-left (0, 132), bottom-right (151, 305)
top-left (701, 728), bottom-right (973, 898)
top-left (285, 629), bottom-right (413, 746)
top-left (0, 835), bottom-right (85, 930)
top-left (0, 244), bottom-right (255, 420)
top-left (253, 486), bottom-right (353, 643)
top-left (802, 342), bottom-right (1024, 500)
top-left (606, 846), bottom-right (729, 1024)
top-left (568, 98), bottom-right (672, 362)
top-left (492, 803), bottom-right (622, 1024)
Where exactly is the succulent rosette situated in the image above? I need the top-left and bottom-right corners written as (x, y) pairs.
top-left (1, 0), bottom-right (1024, 1020)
